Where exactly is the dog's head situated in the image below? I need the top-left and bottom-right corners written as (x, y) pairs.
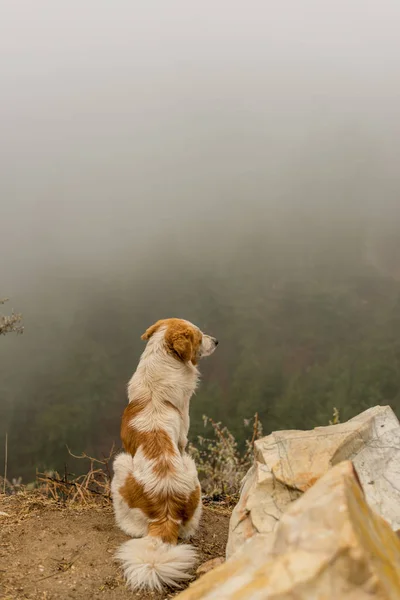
top-left (141, 318), bottom-right (218, 365)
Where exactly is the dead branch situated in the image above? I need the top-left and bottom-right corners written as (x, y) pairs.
top-left (37, 475), bottom-right (110, 498)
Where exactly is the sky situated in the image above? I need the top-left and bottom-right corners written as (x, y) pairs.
top-left (1, 0), bottom-right (400, 296)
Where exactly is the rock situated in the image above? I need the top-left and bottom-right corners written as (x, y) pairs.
top-left (227, 405), bottom-right (400, 557)
top-left (196, 557), bottom-right (225, 576)
top-left (176, 461), bottom-right (400, 599)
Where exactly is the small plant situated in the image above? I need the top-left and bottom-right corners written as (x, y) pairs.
top-left (329, 407), bottom-right (341, 425)
top-left (189, 413), bottom-right (263, 502)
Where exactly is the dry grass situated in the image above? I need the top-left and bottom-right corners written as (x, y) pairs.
top-left (35, 445), bottom-right (116, 507)
top-left (2, 413), bottom-right (262, 511)
top-left (0, 489), bottom-right (58, 523)
top-left (1, 447), bottom-right (116, 518)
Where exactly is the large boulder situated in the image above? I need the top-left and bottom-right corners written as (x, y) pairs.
top-left (227, 405), bottom-right (400, 557)
top-left (176, 460), bottom-right (400, 599)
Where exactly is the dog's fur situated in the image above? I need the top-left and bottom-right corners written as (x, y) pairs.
top-left (111, 318), bottom-right (218, 592)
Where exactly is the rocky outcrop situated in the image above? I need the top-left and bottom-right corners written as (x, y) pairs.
top-left (177, 460), bottom-right (400, 599)
top-left (226, 405), bottom-right (400, 557)
top-left (196, 557), bottom-right (225, 577)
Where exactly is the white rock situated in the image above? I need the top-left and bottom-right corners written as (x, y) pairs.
top-left (196, 557), bottom-right (225, 576)
top-left (176, 461), bottom-right (400, 600)
top-left (227, 405), bottom-right (400, 557)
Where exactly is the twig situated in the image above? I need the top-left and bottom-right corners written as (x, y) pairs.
top-left (101, 444), bottom-right (115, 482)
top-left (250, 413), bottom-right (259, 449)
top-left (36, 545), bottom-right (86, 581)
top-left (66, 444), bottom-right (115, 466)
top-left (207, 418), bottom-right (232, 453)
top-left (3, 432), bottom-right (8, 494)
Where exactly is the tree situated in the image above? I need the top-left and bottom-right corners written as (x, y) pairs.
top-left (0, 298), bottom-right (23, 336)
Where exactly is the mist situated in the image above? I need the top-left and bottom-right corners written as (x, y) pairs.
top-left (2, 1), bottom-right (400, 480)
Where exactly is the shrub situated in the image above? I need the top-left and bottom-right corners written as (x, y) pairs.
top-left (189, 413), bottom-right (263, 500)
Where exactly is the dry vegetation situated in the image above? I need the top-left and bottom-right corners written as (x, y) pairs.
top-left (0, 415), bottom-right (261, 599)
top-left (0, 299), bottom-right (23, 337)
top-left (189, 413), bottom-right (262, 500)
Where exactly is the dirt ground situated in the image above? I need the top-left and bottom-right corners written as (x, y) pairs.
top-left (0, 494), bottom-right (230, 600)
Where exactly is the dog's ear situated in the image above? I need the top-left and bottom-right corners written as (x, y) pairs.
top-left (165, 325), bottom-right (194, 363)
top-left (141, 320), bottom-right (165, 341)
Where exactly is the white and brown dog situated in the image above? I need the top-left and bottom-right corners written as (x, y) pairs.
top-left (111, 318), bottom-right (218, 592)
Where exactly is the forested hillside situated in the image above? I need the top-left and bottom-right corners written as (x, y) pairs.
top-left (2, 206), bottom-right (400, 482)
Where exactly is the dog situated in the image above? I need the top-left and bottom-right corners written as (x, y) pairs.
top-left (111, 318), bottom-right (218, 592)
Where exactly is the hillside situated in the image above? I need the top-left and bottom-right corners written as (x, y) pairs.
top-left (0, 493), bottom-right (229, 600)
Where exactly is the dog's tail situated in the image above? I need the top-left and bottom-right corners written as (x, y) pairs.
top-left (116, 520), bottom-right (197, 592)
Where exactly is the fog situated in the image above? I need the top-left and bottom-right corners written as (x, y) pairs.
top-left (2, 1), bottom-right (400, 478)
top-left (2, 0), bottom-right (400, 284)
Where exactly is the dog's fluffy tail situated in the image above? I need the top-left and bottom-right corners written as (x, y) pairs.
top-left (116, 536), bottom-right (197, 592)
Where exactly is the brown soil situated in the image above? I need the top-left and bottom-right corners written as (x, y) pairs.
top-left (0, 494), bottom-right (230, 600)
